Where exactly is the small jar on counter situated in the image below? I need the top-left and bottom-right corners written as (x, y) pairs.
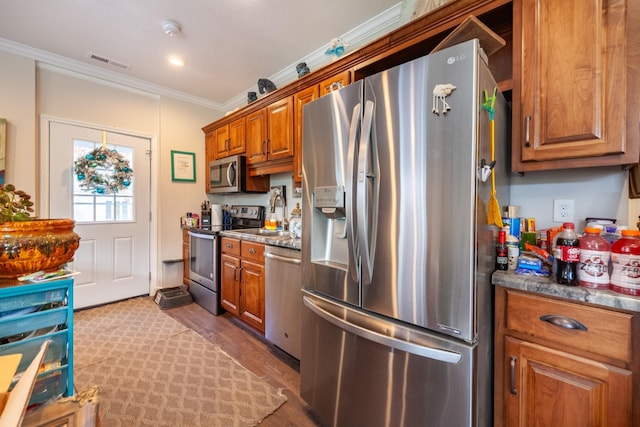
top-left (289, 202), bottom-right (302, 239)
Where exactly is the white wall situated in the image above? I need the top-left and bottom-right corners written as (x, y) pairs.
top-left (1, 50), bottom-right (221, 290)
top-left (510, 166), bottom-right (629, 231)
top-left (0, 51), bottom-right (37, 198)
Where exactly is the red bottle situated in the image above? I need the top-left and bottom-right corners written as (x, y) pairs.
top-left (610, 229), bottom-right (640, 296)
top-left (554, 222), bottom-right (580, 285)
top-left (578, 227), bottom-right (610, 289)
top-left (495, 230), bottom-right (508, 271)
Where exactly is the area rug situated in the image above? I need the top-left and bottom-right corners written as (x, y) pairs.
top-left (73, 297), bottom-right (287, 427)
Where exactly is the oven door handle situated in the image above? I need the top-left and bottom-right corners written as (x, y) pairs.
top-left (188, 232), bottom-right (216, 240)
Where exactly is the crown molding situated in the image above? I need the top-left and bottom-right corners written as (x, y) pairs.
top-left (0, 37), bottom-right (225, 110)
top-left (222, 2), bottom-right (405, 112)
top-left (0, 2), bottom-right (404, 113)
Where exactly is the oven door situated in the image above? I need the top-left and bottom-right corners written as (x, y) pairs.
top-left (188, 231), bottom-right (221, 315)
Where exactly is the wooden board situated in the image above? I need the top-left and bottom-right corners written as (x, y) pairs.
top-left (431, 15), bottom-right (506, 57)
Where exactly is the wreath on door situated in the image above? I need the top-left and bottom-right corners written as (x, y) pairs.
top-left (74, 147), bottom-right (133, 194)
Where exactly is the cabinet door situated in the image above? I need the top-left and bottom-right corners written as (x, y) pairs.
top-left (204, 131), bottom-right (216, 193)
top-left (245, 109), bottom-right (268, 164)
top-left (215, 125), bottom-right (230, 159)
top-left (319, 70), bottom-right (351, 96)
top-left (228, 117), bottom-right (246, 155)
top-left (240, 259), bottom-right (265, 332)
top-left (504, 337), bottom-right (632, 427)
top-left (220, 254), bottom-right (240, 315)
top-left (182, 229), bottom-right (189, 286)
top-left (294, 86), bottom-right (319, 183)
top-left (266, 97), bottom-right (294, 161)
top-left (513, 0), bottom-right (631, 170)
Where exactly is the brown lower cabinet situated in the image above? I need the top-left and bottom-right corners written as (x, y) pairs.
top-left (220, 237), bottom-right (265, 333)
top-left (182, 228), bottom-right (189, 286)
top-left (494, 287), bottom-right (639, 426)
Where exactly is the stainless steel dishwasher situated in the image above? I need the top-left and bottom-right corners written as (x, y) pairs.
top-left (264, 245), bottom-right (302, 360)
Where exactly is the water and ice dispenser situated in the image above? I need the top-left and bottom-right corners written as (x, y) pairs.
top-left (310, 186), bottom-right (348, 268)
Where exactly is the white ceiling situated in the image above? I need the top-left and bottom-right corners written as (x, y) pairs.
top-left (0, 0), bottom-right (420, 111)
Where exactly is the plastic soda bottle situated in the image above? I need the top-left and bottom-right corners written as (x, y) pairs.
top-left (578, 227), bottom-right (610, 289)
top-left (610, 229), bottom-right (640, 296)
top-left (554, 222), bottom-right (580, 285)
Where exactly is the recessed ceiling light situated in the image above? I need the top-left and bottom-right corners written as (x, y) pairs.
top-left (169, 56), bottom-right (186, 67)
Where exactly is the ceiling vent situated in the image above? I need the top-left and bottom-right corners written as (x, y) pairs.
top-left (87, 52), bottom-right (130, 70)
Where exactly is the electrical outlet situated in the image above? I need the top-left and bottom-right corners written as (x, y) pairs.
top-left (553, 199), bottom-right (575, 222)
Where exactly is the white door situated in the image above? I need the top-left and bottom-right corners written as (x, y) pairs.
top-left (48, 122), bottom-right (151, 309)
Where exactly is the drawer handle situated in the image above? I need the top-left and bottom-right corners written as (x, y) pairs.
top-left (226, 243), bottom-right (234, 248)
top-left (510, 356), bottom-right (517, 395)
top-left (540, 314), bottom-right (587, 331)
top-left (248, 248), bottom-right (256, 254)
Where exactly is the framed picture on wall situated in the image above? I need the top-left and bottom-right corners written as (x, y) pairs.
top-left (0, 118), bottom-right (6, 185)
top-left (171, 150), bottom-right (196, 182)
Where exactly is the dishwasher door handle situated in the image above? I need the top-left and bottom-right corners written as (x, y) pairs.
top-left (265, 252), bottom-right (301, 265)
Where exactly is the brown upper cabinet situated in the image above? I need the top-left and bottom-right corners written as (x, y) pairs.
top-left (203, 0), bottom-right (639, 179)
top-left (294, 70), bottom-right (352, 183)
top-left (214, 116), bottom-right (246, 160)
top-left (246, 97), bottom-right (294, 169)
top-left (512, 0), bottom-right (639, 172)
top-left (204, 131), bottom-right (216, 193)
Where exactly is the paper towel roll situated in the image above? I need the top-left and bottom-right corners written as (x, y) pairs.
top-left (211, 204), bottom-right (223, 226)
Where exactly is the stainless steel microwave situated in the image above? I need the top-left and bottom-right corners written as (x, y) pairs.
top-left (208, 155), bottom-right (247, 194)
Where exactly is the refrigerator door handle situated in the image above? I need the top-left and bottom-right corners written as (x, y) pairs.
top-left (356, 100), bottom-right (377, 285)
top-left (346, 102), bottom-right (362, 282)
top-left (303, 296), bottom-right (462, 364)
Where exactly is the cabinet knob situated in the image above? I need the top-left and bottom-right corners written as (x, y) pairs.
top-left (248, 247), bottom-right (256, 254)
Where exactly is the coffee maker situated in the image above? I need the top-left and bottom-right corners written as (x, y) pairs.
top-left (200, 201), bottom-right (211, 230)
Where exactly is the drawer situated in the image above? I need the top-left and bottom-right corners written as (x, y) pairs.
top-left (505, 290), bottom-right (633, 362)
top-left (27, 366), bottom-right (69, 406)
top-left (241, 241), bottom-right (264, 263)
top-left (0, 287), bottom-right (67, 313)
top-left (221, 237), bottom-right (241, 256)
top-left (0, 307), bottom-right (68, 339)
top-left (0, 329), bottom-right (68, 373)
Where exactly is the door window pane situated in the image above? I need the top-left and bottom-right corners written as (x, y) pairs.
top-left (73, 139), bottom-right (135, 223)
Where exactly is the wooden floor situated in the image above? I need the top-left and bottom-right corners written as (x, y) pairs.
top-left (164, 301), bottom-right (322, 427)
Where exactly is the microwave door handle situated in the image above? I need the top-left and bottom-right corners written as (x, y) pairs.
top-left (303, 296), bottom-right (462, 364)
top-left (346, 103), bottom-right (362, 282)
top-left (226, 162), bottom-right (235, 186)
top-left (356, 100), bottom-right (377, 285)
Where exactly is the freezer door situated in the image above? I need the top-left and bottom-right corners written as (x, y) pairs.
top-left (359, 39), bottom-right (506, 343)
top-left (300, 291), bottom-right (490, 427)
top-left (301, 81), bottom-right (363, 306)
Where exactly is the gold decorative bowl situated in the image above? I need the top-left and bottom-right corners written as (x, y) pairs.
top-left (0, 218), bottom-right (80, 279)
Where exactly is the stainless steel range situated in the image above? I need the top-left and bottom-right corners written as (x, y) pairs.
top-left (188, 205), bottom-right (264, 315)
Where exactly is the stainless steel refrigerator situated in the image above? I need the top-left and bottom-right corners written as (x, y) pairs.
top-left (300, 39), bottom-right (510, 427)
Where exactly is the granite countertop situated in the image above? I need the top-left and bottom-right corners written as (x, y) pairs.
top-left (492, 270), bottom-right (640, 313)
top-left (219, 229), bottom-right (301, 250)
